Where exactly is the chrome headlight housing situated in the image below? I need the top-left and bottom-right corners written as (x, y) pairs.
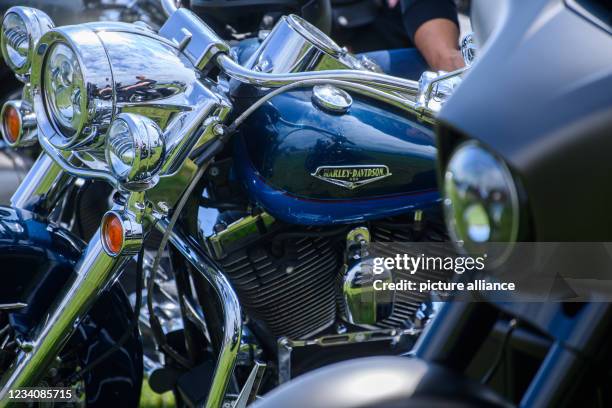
top-left (30, 26), bottom-right (113, 150)
top-left (443, 141), bottom-right (520, 263)
top-left (27, 9), bottom-right (230, 186)
top-left (106, 113), bottom-right (165, 190)
top-left (30, 21), bottom-right (203, 152)
top-left (1, 7), bottom-right (54, 76)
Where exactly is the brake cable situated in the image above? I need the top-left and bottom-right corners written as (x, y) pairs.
top-left (146, 140), bottom-right (226, 369)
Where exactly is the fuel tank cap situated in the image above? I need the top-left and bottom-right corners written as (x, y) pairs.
top-left (312, 85), bottom-right (352, 114)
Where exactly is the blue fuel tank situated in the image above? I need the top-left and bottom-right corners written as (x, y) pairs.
top-left (233, 89), bottom-right (440, 225)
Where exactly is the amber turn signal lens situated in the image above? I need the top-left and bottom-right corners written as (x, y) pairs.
top-left (2, 105), bottom-right (21, 143)
top-left (102, 213), bottom-right (124, 256)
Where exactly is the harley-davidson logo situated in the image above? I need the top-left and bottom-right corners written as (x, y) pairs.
top-left (311, 165), bottom-right (392, 190)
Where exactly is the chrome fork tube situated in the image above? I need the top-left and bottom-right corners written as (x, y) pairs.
top-left (1, 152), bottom-right (129, 405)
top-left (0, 233), bottom-right (129, 404)
top-left (157, 220), bottom-right (241, 408)
top-left (10, 152), bottom-right (73, 216)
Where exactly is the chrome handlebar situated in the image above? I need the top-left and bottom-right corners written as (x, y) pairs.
top-left (215, 54), bottom-right (420, 95)
top-left (215, 54), bottom-right (466, 119)
top-left (159, 7), bottom-right (463, 121)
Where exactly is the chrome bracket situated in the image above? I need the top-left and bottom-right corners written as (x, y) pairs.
top-left (277, 327), bottom-right (420, 384)
top-left (159, 8), bottom-right (230, 74)
top-left (415, 66), bottom-right (468, 115)
top-left (277, 338), bottom-right (293, 384)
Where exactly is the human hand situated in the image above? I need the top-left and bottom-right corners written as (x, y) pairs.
top-left (432, 49), bottom-right (465, 72)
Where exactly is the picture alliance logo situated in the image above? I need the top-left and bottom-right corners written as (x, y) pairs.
top-left (372, 253), bottom-right (488, 275)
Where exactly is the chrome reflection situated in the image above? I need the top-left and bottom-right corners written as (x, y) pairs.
top-left (97, 29), bottom-right (198, 107)
top-left (443, 141), bottom-right (520, 265)
top-left (30, 20), bottom-right (230, 182)
top-left (44, 43), bottom-right (84, 136)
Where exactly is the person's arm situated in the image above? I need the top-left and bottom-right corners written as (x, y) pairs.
top-left (401, 0), bottom-right (465, 71)
top-left (414, 18), bottom-right (464, 71)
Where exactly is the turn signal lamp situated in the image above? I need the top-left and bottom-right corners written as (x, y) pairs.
top-left (2, 104), bottom-right (21, 144)
top-left (101, 212), bottom-right (124, 256)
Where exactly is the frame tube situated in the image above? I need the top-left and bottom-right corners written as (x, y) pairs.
top-left (156, 219), bottom-right (241, 408)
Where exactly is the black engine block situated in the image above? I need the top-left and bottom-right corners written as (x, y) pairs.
top-left (210, 212), bottom-right (449, 341)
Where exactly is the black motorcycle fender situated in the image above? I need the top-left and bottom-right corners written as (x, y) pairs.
top-left (0, 206), bottom-right (143, 406)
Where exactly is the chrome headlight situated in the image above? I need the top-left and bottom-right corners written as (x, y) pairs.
top-left (106, 113), bottom-right (165, 190)
top-left (1, 7), bottom-right (53, 76)
top-left (443, 141), bottom-right (519, 262)
top-left (30, 26), bottom-right (113, 149)
top-left (44, 43), bottom-right (85, 137)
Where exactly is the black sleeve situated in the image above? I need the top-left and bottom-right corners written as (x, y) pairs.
top-left (400, 0), bottom-right (459, 42)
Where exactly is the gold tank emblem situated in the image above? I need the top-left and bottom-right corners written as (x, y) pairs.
top-left (311, 165), bottom-right (392, 189)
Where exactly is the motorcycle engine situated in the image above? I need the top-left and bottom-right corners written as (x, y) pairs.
top-left (199, 168), bottom-right (449, 342)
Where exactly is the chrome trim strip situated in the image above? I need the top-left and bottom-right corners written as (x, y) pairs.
top-left (0, 233), bottom-right (129, 405)
top-left (156, 219), bottom-right (241, 408)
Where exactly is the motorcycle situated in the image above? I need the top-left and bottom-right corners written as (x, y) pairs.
top-left (248, 0), bottom-right (612, 407)
top-left (0, 0), bottom-right (468, 406)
